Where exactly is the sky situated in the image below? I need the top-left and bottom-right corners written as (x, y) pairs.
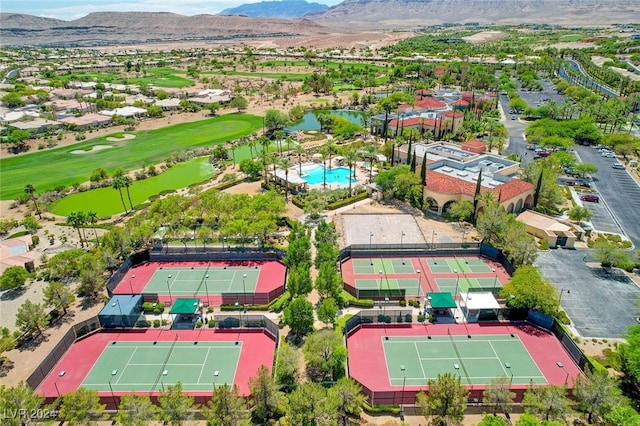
top-left (2, 0), bottom-right (343, 21)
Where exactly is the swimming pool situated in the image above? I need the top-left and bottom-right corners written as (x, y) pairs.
top-left (300, 164), bottom-right (355, 187)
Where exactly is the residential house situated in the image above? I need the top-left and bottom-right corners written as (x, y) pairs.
top-left (0, 236), bottom-right (36, 274)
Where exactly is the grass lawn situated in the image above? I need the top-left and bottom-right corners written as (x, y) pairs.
top-left (58, 68), bottom-right (194, 88)
top-left (208, 71), bottom-right (310, 81)
top-left (0, 114), bottom-right (262, 200)
top-left (49, 157), bottom-right (215, 218)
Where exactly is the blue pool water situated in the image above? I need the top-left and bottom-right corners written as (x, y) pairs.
top-left (300, 164), bottom-right (355, 186)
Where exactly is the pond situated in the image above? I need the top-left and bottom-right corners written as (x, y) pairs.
top-left (285, 109), bottom-right (365, 132)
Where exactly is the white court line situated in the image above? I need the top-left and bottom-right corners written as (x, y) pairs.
top-left (489, 341), bottom-right (509, 377)
top-left (115, 347), bottom-right (139, 385)
top-left (197, 348), bottom-right (212, 384)
top-left (413, 342), bottom-right (427, 380)
top-left (128, 363), bottom-right (211, 367)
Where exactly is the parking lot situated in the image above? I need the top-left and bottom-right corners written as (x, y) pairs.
top-left (575, 145), bottom-right (640, 249)
top-left (573, 189), bottom-right (621, 235)
top-left (535, 249), bottom-right (640, 338)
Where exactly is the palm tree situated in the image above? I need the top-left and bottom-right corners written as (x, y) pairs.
top-left (258, 151), bottom-right (270, 184)
top-left (123, 176), bottom-right (134, 211)
top-left (364, 144), bottom-right (377, 183)
top-left (292, 143), bottom-right (305, 176)
top-left (321, 151), bottom-right (328, 189)
top-left (87, 211), bottom-right (100, 247)
top-left (345, 149), bottom-right (359, 195)
top-left (280, 158), bottom-right (293, 201)
top-left (274, 130), bottom-right (286, 155)
top-left (259, 135), bottom-right (270, 154)
top-left (66, 211), bottom-right (85, 248)
top-left (112, 177), bottom-right (129, 214)
top-left (325, 140), bottom-right (336, 169)
top-left (248, 137), bottom-right (257, 158)
top-left (24, 184), bottom-right (42, 219)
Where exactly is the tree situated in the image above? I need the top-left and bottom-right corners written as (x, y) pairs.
top-left (47, 248), bottom-right (84, 283)
top-left (57, 387), bottom-right (106, 426)
top-left (202, 383), bottom-right (249, 426)
top-left (573, 368), bottom-right (622, 424)
top-left (286, 264), bottom-right (313, 298)
top-left (280, 157), bottom-right (293, 201)
top-left (415, 372), bottom-right (468, 426)
top-left (87, 211), bottom-right (99, 247)
top-left (476, 414), bottom-right (508, 426)
top-left (2, 92), bottom-right (25, 108)
top-left (114, 393), bottom-right (159, 426)
top-left (593, 239), bottom-right (627, 267)
top-left (0, 382), bottom-right (45, 426)
top-left (112, 177), bottom-right (129, 214)
top-left (23, 184), bottom-right (42, 219)
top-left (283, 297), bottom-right (314, 341)
top-left (500, 266), bottom-right (559, 316)
top-left (284, 382), bottom-right (336, 425)
top-left (249, 365), bottom-right (284, 423)
top-left (264, 109), bottom-right (289, 131)
top-left (0, 266), bottom-right (29, 291)
top-left (157, 382), bottom-right (196, 426)
top-left (229, 96), bottom-right (248, 112)
top-left (604, 405), bottom-right (640, 426)
top-left (122, 176), bottom-right (135, 211)
top-left (303, 329), bottom-right (347, 382)
top-left (568, 205), bottom-right (593, 223)
top-left (77, 253), bottom-right (106, 298)
top-left (8, 129), bottom-right (31, 151)
top-left (483, 376), bottom-right (515, 417)
top-left (15, 300), bottom-right (49, 337)
top-left (239, 159), bottom-right (263, 178)
top-left (275, 341), bottom-right (299, 389)
top-left (314, 262), bottom-right (341, 301)
top-left (574, 162), bottom-right (598, 177)
top-left (447, 200), bottom-right (474, 223)
top-left (328, 377), bottom-right (367, 426)
top-left (522, 384), bottom-right (571, 422)
top-left (21, 215), bottom-right (40, 234)
top-left (620, 324), bottom-right (640, 408)
top-left (317, 297), bottom-right (338, 327)
top-left (66, 211), bottom-right (86, 248)
top-left (43, 281), bottom-right (76, 316)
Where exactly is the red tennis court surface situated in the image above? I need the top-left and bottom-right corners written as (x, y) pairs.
top-left (347, 323), bottom-right (582, 405)
top-left (341, 255), bottom-right (509, 300)
top-left (114, 260), bottom-right (287, 305)
top-left (37, 328), bottom-right (276, 405)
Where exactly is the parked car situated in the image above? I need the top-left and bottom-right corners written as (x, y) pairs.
top-left (526, 144), bottom-right (536, 150)
top-left (575, 180), bottom-right (591, 188)
top-left (510, 115), bottom-right (516, 120)
top-left (602, 152), bottom-right (616, 158)
top-left (612, 163), bottom-right (625, 170)
top-left (580, 194), bottom-right (599, 203)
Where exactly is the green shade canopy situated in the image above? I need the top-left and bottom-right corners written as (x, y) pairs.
top-left (169, 298), bottom-right (200, 314)
top-left (427, 292), bottom-right (457, 309)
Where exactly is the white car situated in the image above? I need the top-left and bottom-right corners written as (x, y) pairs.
top-left (602, 152), bottom-right (616, 158)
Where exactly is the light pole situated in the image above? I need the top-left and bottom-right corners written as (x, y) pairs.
top-left (453, 269), bottom-right (460, 300)
top-left (223, 236), bottom-right (227, 251)
top-left (505, 362), bottom-right (513, 385)
top-left (166, 274), bottom-right (173, 304)
top-left (242, 273), bottom-right (247, 308)
top-left (205, 274), bottom-right (210, 307)
top-left (400, 231), bottom-right (406, 265)
top-left (213, 370), bottom-right (219, 391)
top-left (111, 300), bottom-right (122, 326)
top-left (129, 274), bottom-right (136, 294)
top-left (492, 268), bottom-right (497, 292)
top-left (161, 369), bottom-right (168, 392)
top-left (369, 232), bottom-right (374, 265)
top-left (431, 230), bottom-right (437, 247)
top-left (557, 361), bottom-right (569, 385)
top-left (400, 365), bottom-right (406, 421)
top-left (108, 369), bottom-right (118, 409)
top-left (54, 370), bottom-right (65, 397)
top-left (416, 269), bottom-right (421, 300)
top-left (558, 288), bottom-right (570, 304)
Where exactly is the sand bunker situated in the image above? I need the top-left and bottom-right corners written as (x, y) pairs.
top-left (70, 145), bottom-right (114, 154)
top-left (106, 133), bottom-right (136, 141)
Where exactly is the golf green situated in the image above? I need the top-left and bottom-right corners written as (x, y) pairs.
top-left (0, 114), bottom-right (262, 200)
top-left (49, 157), bottom-right (215, 218)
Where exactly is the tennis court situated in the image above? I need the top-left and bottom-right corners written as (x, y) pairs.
top-left (425, 257), bottom-right (493, 274)
top-left (436, 277), bottom-right (501, 296)
top-left (81, 339), bottom-right (241, 392)
top-left (383, 333), bottom-right (546, 386)
top-left (143, 267), bottom-right (260, 297)
top-left (355, 278), bottom-right (421, 297)
top-left (353, 258), bottom-right (416, 274)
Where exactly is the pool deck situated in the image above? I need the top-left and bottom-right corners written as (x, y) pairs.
top-left (286, 161), bottom-right (369, 190)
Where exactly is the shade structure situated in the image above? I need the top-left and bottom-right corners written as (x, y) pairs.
top-left (169, 298), bottom-right (200, 315)
top-left (426, 292), bottom-right (457, 309)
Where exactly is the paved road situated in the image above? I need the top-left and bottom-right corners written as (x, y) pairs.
top-left (535, 249), bottom-right (640, 338)
top-left (499, 94), bottom-right (530, 165)
top-left (575, 145), bottom-right (640, 249)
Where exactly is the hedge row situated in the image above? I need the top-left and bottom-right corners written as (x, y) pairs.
top-left (362, 402), bottom-right (401, 415)
top-left (142, 302), bottom-right (165, 313)
top-left (340, 290), bottom-right (374, 308)
top-left (327, 191), bottom-right (368, 210)
top-left (291, 196), bottom-right (305, 209)
top-left (213, 177), bottom-right (246, 191)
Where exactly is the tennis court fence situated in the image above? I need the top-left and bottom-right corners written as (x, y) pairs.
top-left (26, 316), bottom-right (102, 394)
top-left (214, 314), bottom-right (280, 342)
top-left (344, 309), bottom-right (414, 336)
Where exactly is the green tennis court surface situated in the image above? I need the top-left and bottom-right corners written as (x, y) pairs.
top-left (81, 341), bottom-right (241, 392)
top-left (353, 258), bottom-right (416, 275)
top-left (355, 278), bottom-right (421, 297)
top-left (436, 277), bottom-right (500, 296)
top-left (383, 335), bottom-right (546, 386)
top-left (144, 267), bottom-right (260, 296)
top-left (425, 257), bottom-right (492, 274)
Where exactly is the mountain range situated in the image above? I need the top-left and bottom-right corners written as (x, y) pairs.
top-left (1, 0), bottom-right (639, 47)
top-left (219, 0), bottom-right (329, 19)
